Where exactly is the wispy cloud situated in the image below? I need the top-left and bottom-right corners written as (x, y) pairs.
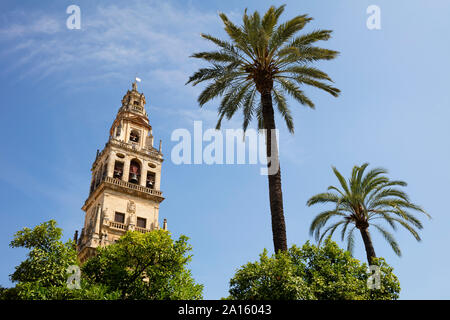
top-left (0, 12), bottom-right (61, 37)
top-left (0, 0), bottom-right (223, 88)
top-left (0, 2), bottom-right (305, 167)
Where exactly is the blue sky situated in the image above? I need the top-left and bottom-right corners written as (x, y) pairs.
top-left (0, 0), bottom-right (449, 299)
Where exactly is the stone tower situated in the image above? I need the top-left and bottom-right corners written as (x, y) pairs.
top-left (77, 81), bottom-right (166, 263)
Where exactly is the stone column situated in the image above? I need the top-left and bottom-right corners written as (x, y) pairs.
top-left (102, 207), bottom-right (110, 226)
top-left (123, 157), bottom-right (130, 182)
top-left (106, 152), bottom-right (115, 177)
top-left (140, 167), bottom-right (147, 187)
top-left (154, 207), bottom-right (159, 227)
top-left (155, 167), bottom-right (161, 190)
top-left (94, 203), bottom-right (102, 236)
top-left (127, 200), bottom-right (136, 231)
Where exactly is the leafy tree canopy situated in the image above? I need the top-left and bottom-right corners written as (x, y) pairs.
top-left (228, 239), bottom-right (400, 300)
top-left (1, 221), bottom-right (202, 300)
top-left (82, 230), bottom-right (203, 300)
top-left (2, 220), bottom-right (119, 300)
top-left (9, 220), bottom-right (77, 287)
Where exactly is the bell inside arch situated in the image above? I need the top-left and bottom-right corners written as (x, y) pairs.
top-left (129, 161), bottom-right (141, 184)
top-left (129, 173), bottom-right (138, 184)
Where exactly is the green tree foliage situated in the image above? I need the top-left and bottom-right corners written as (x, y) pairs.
top-left (187, 4), bottom-right (340, 253)
top-left (228, 240), bottom-right (400, 300)
top-left (9, 220), bottom-right (77, 287)
top-left (307, 163), bottom-right (430, 263)
top-left (1, 220), bottom-right (120, 300)
top-left (82, 230), bottom-right (203, 300)
top-left (1, 220), bottom-right (202, 300)
top-left (4, 281), bottom-right (120, 300)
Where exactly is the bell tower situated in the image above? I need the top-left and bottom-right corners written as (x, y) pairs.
top-left (77, 81), bottom-right (166, 263)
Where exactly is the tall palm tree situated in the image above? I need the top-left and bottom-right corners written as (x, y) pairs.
top-left (187, 5), bottom-right (340, 253)
top-left (307, 163), bottom-right (430, 264)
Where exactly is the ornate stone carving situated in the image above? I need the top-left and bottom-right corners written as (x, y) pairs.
top-left (102, 208), bottom-right (110, 226)
top-left (127, 200), bottom-right (136, 213)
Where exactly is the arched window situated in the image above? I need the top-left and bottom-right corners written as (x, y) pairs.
top-left (146, 172), bottom-right (155, 189)
top-left (113, 161), bottom-right (124, 179)
top-left (129, 159), bottom-right (141, 184)
top-left (129, 129), bottom-right (140, 143)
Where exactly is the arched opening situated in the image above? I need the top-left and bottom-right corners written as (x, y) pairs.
top-left (129, 159), bottom-right (141, 184)
top-left (113, 161), bottom-right (124, 179)
top-left (115, 124), bottom-right (122, 137)
top-left (146, 172), bottom-right (155, 189)
top-left (129, 129), bottom-right (140, 143)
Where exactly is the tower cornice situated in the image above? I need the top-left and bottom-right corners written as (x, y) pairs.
top-left (82, 176), bottom-right (164, 212)
top-left (91, 139), bottom-right (163, 172)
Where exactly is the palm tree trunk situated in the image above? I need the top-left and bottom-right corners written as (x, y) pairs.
top-left (261, 91), bottom-right (288, 253)
top-left (359, 227), bottom-right (376, 264)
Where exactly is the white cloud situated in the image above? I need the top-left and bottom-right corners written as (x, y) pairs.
top-left (0, 0), bottom-right (223, 88)
top-left (0, 14), bottom-right (61, 37)
top-left (0, 2), bottom-right (305, 166)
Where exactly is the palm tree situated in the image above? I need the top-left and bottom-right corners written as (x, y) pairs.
top-left (307, 163), bottom-right (430, 264)
top-left (187, 5), bottom-right (340, 253)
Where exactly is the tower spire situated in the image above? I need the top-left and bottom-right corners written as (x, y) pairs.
top-left (132, 77), bottom-right (141, 91)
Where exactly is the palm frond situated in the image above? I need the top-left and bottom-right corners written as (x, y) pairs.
top-left (186, 63), bottom-right (240, 86)
top-left (218, 12), bottom-right (254, 59)
top-left (272, 88), bottom-right (293, 133)
top-left (268, 14), bottom-right (312, 55)
top-left (361, 167), bottom-right (388, 190)
top-left (292, 76), bottom-right (340, 97)
top-left (289, 29), bottom-right (333, 47)
top-left (318, 220), bottom-right (346, 246)
top-left (372, 224), bottom-right (401, 256)
top-left (307, 192), bottom-right (340, 206)
top-left (242, 88), bottom-right (258, 132)
top-left (190, 51), bottom-right (242, 64)
top-left (261, 5), bottom-right (285, 37)
top-left (280, 66), bottom-right (332, 81)
top-left (332, 166), bottom-right (350, 195)
top-left (276, 78), bottom-right (315, 108)
top-left (309, 209), bottom-right (346, 240)
top-left (346, 226), bottom-right (356, 255)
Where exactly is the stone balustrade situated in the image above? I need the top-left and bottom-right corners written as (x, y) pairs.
top-left (109, 221), bottom-right (152, 234)
top-left (135, 226), bottom-right (152, 234)
top-left (109, 220), bottom-right (127, 231)
top-left (109, 138), bottom-right (160, 158)
top-left (104, 176), bottom-right (163, 197)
